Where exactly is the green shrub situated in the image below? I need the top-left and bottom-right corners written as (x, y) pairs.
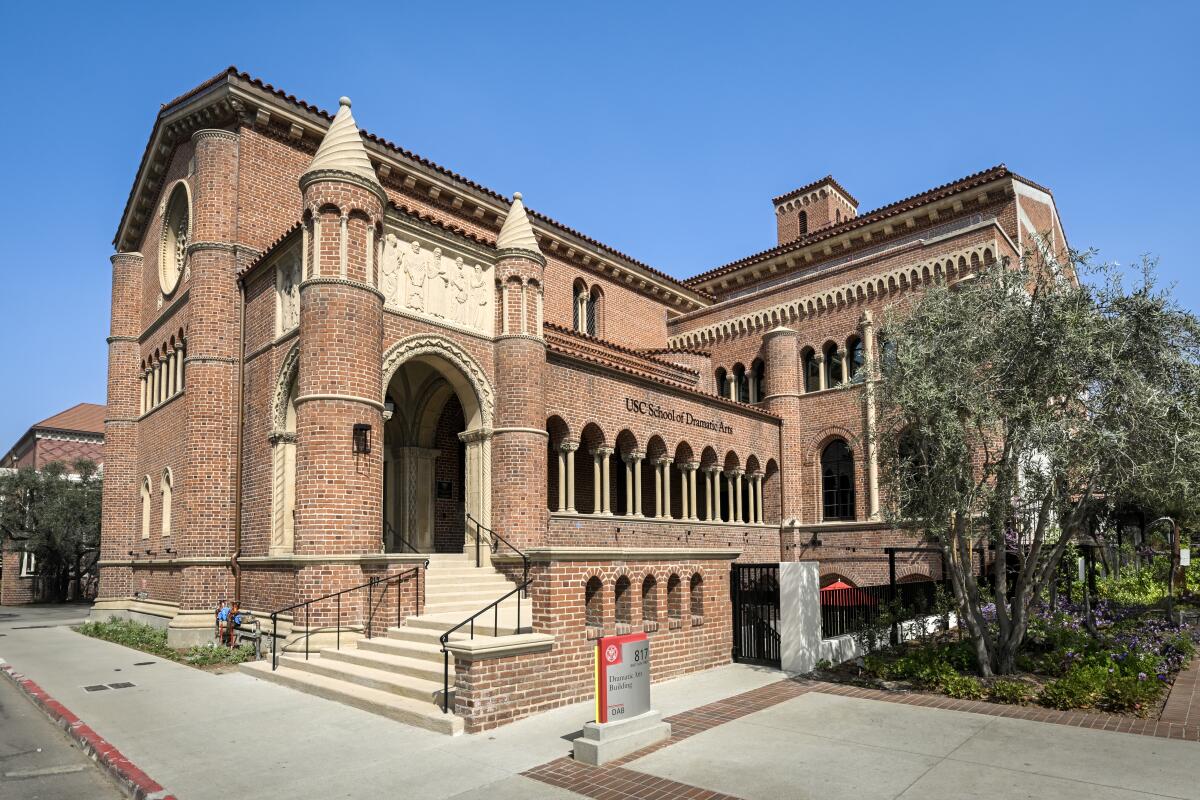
top-left (76, 618), bottom-right (255, 669)
top-left (939, 672), bottom-right (985, 700)
top-left (1097, 673), bottom-right (1165, 714)
top-left (77, 619), bottom-right (175, 658)
top-left (988, 679), bottom-right (1033, 705)
top-left (1038, 664), bottom-right (1108, 710)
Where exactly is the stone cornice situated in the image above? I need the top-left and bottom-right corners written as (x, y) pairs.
top-left (493, 546), bottom-right (742, 562)
top-left (299, 276), bottom-right (385, 303)
top-left (299, 168), bottom-right (388, 205)
top-left (494, 247), bottom-right (546, 267)
top-left (191, 128), bottom-right (239, 143)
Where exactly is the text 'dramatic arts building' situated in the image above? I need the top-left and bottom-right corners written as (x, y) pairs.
top-left (96, 68), bottom-right (1067, 733)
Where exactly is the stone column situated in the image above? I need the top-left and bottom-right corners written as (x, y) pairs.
top-left (861, 310), bottom-right (881, 520)
top-left (556, 447), bottom-right (567, 512)
top-left (591, 449), bottom-right (603, 514)
top-left (595, 447), bottom-right (613, 515)
top-left (176, 344), bottom-right (185, 391)
top-left (653, 459), bottom-right (664, 517)
top-left (817, 352), bottom-right (827, 391)
top-left (725, 470), bottom-right (736, 523)
top-left (683, 463), bottom-right (699, 521)
top-left (745, 474), bottom-right (757, 525)
top-left (563, 441), bottom-right (578, 512)
top-left (628, 451), bottom-right (644, 516)
top-left (837, 349), bottom-right (848, 385)
top-left (708, 467), bottom-right (722, 522)
top-left (729, 472), bottom-right (739, 522)
top-left (756, 474), bottom-right (766, 524)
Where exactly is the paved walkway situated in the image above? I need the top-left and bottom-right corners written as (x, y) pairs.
top-left (4, 605), bottom-right (1199, 799)
top-left (1161, 659), bottom-right (1200, 728)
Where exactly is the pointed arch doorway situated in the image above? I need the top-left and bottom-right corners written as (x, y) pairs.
top-left (381, 336), bottom-right (493, 555)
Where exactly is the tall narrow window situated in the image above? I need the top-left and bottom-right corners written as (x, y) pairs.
top-left (715, 368), bottom-right (728, 398)
top-left (615, 575), bottom-right (632, 633)
top-left (573, 279), bottom-right (588, 334)
top-left (140, 476), bottom-right (152, 540)
top-left (798, 210), bottom-right (808, 235)
top-left (667, 573), bottom-right (682, 629)
top-left (847, 336), bottom-right (865, 381)
top-left (803, 349), bottom-right (820, 393)
top-left (160, 469), bottom-right (173, 537)
top-left (585, 576), bottom-right (603, 638)
top-left (641, 575), bottom-right (658, 632)
top-left (825, 343), bottom-right (844, 385)
top-left (689, 573), bottom-right (704, 625)
top-left (733, 364), bottom-right (748, 403)
top-left (751, 358), bottom-right (765, 402)
top-left (587, 286), bottom-right (601, 336)
top-left (821, 440), bottom-right (855, 521)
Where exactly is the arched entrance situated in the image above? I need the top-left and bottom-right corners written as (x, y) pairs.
top-left (381, 336), bottom-right (493, 554)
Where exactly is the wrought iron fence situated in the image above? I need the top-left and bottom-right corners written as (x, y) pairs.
top-left (819, 579), bottom-right (947, 640)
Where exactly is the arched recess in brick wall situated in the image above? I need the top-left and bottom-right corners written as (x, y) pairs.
top-left (381, 334), bottom-right (494, 552)
top-left (270, 343), bottom-right (300, 555)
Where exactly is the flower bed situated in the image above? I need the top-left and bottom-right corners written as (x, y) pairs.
top-left (76, 618), bottom-right (255, 671)
top-left (821, 598), bottom-right (1194, 718)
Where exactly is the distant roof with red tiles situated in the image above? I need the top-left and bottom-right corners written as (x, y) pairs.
top-left (687, 164), bottom-right (1026, 289)
top-left (33, 403), bottom-right (106, 435)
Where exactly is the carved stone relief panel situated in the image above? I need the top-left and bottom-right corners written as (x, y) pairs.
top-left (379, 228), bottom-right (494, 336)
top-left (276, 247), bottom-right (301, 336)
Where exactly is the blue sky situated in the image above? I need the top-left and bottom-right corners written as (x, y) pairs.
top-left (0, 1), bottom-right (1196, 449)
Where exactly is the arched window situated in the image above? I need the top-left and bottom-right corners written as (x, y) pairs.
top-left (160, 469), bottom-right (173, 537)
top-left (821, 440), bottom-right (855, 521)
top-left (798, 210), bottom-right (808, 236)
top-left (689, 573), bottom-right (704, 625)
top-left (846, 336), bottom-right (865, 381)
top-left (897, 430), bottom-right (935, 517)
top-left (585, 576), bottom-right (603, 638)
top-left (641, 574), bottom-right (658, 632)
top-left (802, 348), bottom-right (820, 393)
top-left (667, 574), bottom-right (683, 629)
top-left (572, 279), bottom-right (588, 334)
top-left (824, 343), bottom-right (843, 386)
top-left (751, 358), bottom-right (765, 403)
top-left (878, 334), bottom-right (896, 374)
top-left (835, 209), bottom-right (842, 223)
top-left (715, 367), bottom-right (728, 398)
top-left (615, 575), bottom-right (632, 633)
top-left (587, 286), bottom-right (602, 337)
top-left (140, 476), bottom-right (152, 540)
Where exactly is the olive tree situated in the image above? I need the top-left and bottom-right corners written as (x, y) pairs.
top-left (0, 458), bottom-right (102, 601)
top-left (874, 252), bottom-right (1200, 675)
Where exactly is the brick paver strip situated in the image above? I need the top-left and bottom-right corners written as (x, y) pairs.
top-left (1160, 659), bottom-right (1199, 727)
top-left (1, 663), bottom-right (176, 800)
top-left (525, 671), bottom-right (1200, 798)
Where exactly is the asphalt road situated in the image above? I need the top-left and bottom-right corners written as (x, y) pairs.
top-left (0, 671), bottom-right (123, 800)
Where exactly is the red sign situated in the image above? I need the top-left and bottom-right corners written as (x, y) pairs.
top-left (594, 632), bottom-right (651, 723)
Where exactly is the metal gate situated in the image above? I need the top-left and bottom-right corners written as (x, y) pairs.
top-left (731, 563), bottom-right (781, 667)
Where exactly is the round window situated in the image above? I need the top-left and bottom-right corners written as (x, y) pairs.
top-left (159, 183), bottom-right (190, 295)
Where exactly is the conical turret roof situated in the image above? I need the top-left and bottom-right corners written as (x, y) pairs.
top-left (303, 97), bottom-right (380, 188)
top-left (496, 192), bottom-right (540, 254)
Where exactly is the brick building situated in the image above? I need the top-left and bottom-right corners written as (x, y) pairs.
top-left (95, 68), bottom-right (1067, 732)
top-left (1, 402), bottom-right (105, 605)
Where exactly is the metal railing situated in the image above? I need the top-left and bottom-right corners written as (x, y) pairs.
top-left (269, 564), bottom-right (426, 671)
top-left (439, 515), bottom-right (532, 714)
top-left (383, 519), bottom-right (422, 554)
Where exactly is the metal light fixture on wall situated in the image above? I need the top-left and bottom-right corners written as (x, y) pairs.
top-left (353, 423), bottom-right (373, 455)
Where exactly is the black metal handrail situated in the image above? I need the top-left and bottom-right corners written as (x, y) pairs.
top-left (269, 563), bottom-right (426, 671)
top-left (466, 513), bottom-right (529, 589)
top-left (383, 519), bottom-right (422, 554)
top-left (438, 577), bottom-right (532, 713)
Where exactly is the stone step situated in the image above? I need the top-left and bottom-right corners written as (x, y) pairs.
top-left (281, 653), bottom-right (446, 705)
top-left (240, 660), bottom-right (463, 735)
top-left (403, 611), bottom-right (525, 635)
top-left (321, 646), bottom-right (445, 683)
top-left (424, 567), bottom-right (516, 580)
top-left (356, 634), bottom-right (447, 663)
top-left (423, 586), bottom-right (519, 604)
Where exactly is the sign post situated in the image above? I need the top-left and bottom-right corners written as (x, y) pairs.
top-left (573, 632), bottom-right (671, 765)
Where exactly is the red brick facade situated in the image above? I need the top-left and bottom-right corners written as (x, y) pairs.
top-left (96, 69), bottom-right (1069, 727)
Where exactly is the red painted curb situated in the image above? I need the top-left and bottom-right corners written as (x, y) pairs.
top-left (1, 663), bottom-right (176, 800)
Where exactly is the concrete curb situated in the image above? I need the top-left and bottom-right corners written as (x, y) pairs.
top-left (0, 661), bottom-right (176, 800)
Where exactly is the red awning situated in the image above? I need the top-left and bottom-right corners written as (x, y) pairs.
top-left (820, 581), bottom-right (879, 607)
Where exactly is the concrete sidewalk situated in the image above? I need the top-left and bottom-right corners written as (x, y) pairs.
top-left (0, 606), bottom-right (781, 799)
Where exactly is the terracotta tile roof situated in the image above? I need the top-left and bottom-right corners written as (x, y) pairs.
top-left (772, 175), bottom-right (859, 207)
top-left (688, 164), bottom-right (1014, 288)
top-left (33, 403), bottom-right (106, 435)
top-left (136, 68), bottom-right (709, 305)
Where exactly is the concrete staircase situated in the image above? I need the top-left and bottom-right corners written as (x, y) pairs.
top-left (240, 552), bottom-right (527, 735)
